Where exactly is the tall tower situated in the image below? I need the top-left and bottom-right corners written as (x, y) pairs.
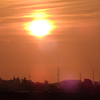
top-left (57, 60), bottom-right (60, 83)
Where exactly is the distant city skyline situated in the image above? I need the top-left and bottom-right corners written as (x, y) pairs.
top-left (0, 0), bottom-right (100, 83)
top-left (0, 66), bottom-right (99, 83)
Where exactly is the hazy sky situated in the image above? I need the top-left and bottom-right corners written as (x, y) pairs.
top-left (0, 0), bottom-right (100, 82)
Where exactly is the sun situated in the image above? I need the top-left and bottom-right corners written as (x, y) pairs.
top-left (24, 19), bottom-right (53, 37)
top-left (23, 10), bottom-right (56, 37)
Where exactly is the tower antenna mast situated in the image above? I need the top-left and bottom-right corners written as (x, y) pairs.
top-left (29, 74), bottom-right (31, 80)
top-left (57, 60), bottom-right (60, 83)
top-left (93, 70), bottom-right (94, 83)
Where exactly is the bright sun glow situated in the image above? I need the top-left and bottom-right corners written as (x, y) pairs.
top-left (25, 20), bottom-right (52, 37)
top-left (23, 10), bottom-right (56, 38)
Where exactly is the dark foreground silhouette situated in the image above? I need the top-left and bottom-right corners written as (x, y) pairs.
top-left (0, 91), bottom-right (100, 100)
top-left (0, 77), bottom-right (100, 100)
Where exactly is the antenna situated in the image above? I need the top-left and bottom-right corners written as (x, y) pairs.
top-left (29, 74), bottom-right (31, 80)
top-left (57, 60), bottom-right (60, 83)
top-left (80, 72), bottom-right (81, 81)
top-left (93, 70), bottom-right (94, 83)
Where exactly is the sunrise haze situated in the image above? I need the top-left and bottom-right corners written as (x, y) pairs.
top-left (0, 0), bottom-right (100, 83)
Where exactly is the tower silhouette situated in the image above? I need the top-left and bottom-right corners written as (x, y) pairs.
top-left (93, 70), bottom-right (94, 83)
top-left (29, 74), bottom-right (31, 80)
top-left (57, 60), bottom-right (60, 83)
top-left (80, 72), bottom-right (81, 81)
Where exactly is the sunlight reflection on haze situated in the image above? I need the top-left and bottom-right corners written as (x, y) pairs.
top-left (37, 37), bottom-right (57, 52)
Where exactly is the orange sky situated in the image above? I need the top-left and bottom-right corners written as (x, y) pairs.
top-left (0, 0), bottom-right (100, 83)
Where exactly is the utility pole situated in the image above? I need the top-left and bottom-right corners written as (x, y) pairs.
top-left (80, 72), bottom-right (82, 81)
top-left (57, 60), bottom-right (60, 83)
top-left (93, 70), bottom-right (94, 83)
top-left (29, 74), bottom-right (31, 81)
